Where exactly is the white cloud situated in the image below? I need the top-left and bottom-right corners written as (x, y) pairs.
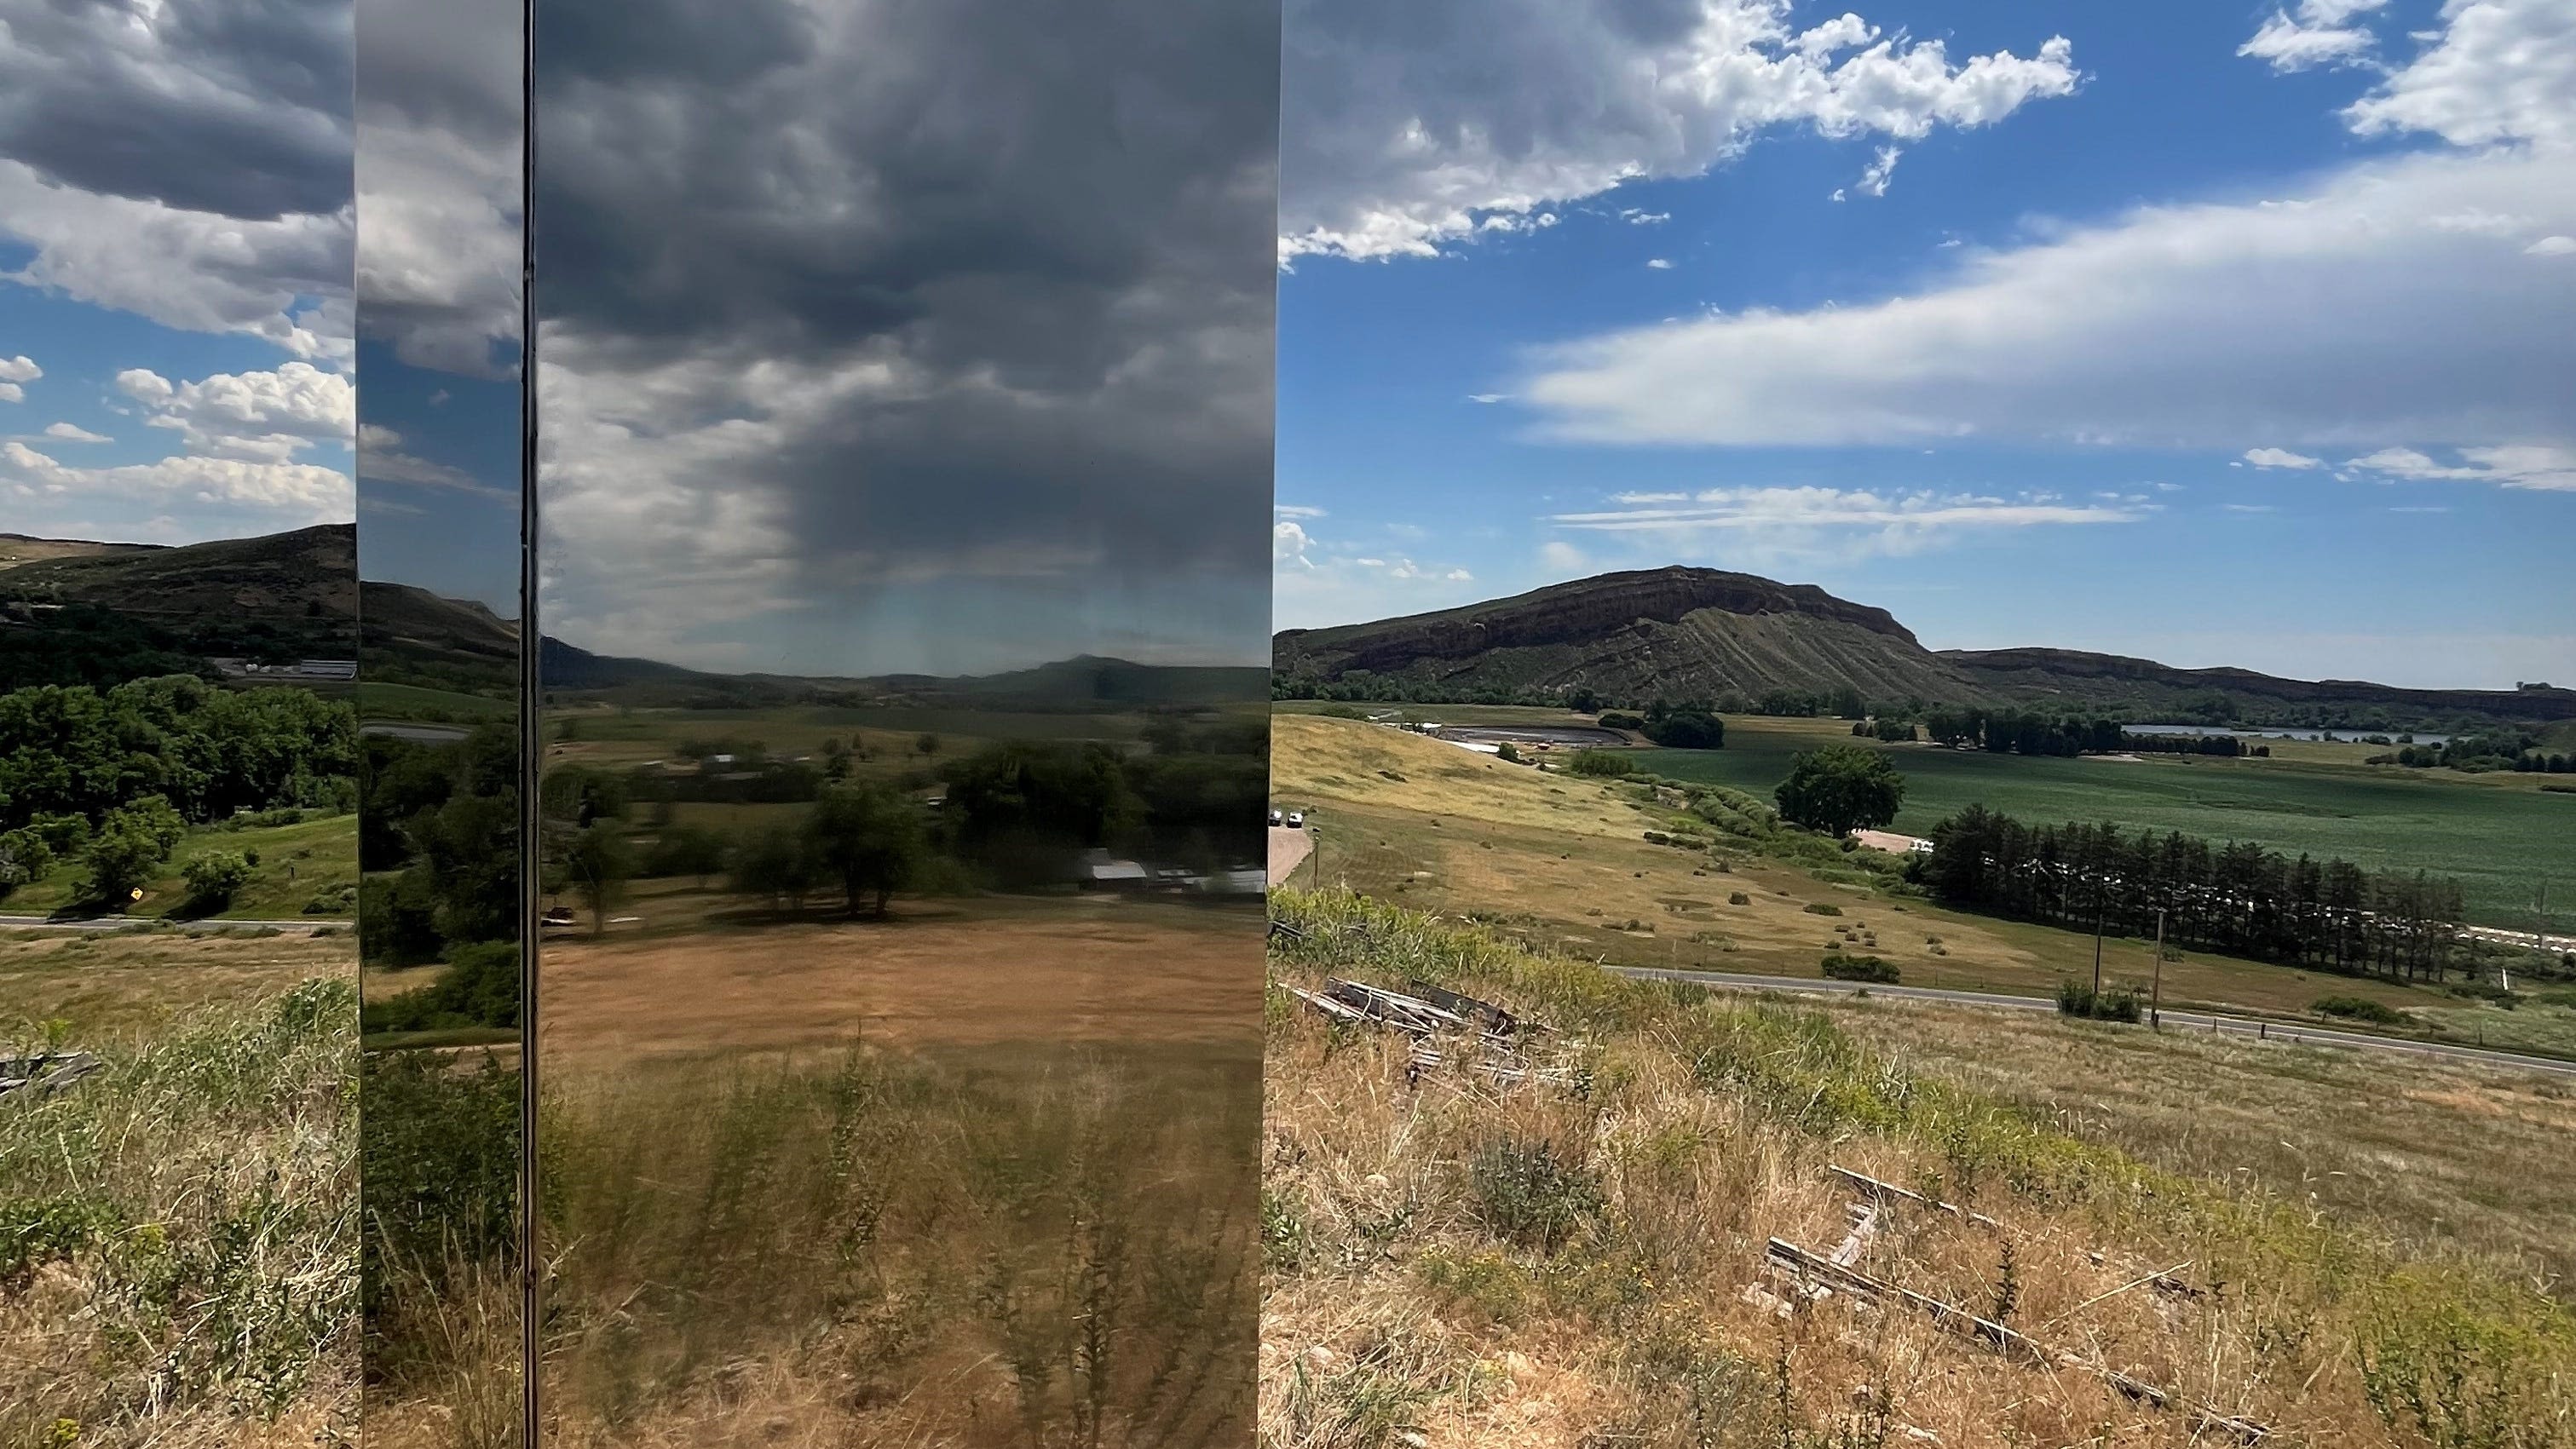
top-left (2527, 234), bottom-right (2576, 255)
top-left (1843, 145), bottom-right (1903, 200)
top-left (115, 361), bottom-right (354, 463)
top-left (2239, 0), bottom-right (2389, 74)
top-left (1646, 257), bottom-right (1675, 269)
top-left (1467, 393), bottom-right (1508, 404)
top-left (41, 422), bottom-right (109, 444)
top-left (358, 423), bottom-right (505, 495)
top-left (1273, 518), bottom-right (1317, 570)
top-left (2344, 444), bottom-right (2576, 491)
top-left (1619, 208), bottom-right (1670, 226)
top-left (1546, 485), bottom-right (2145, 561)
top-left (1, 440), bottom-right (350, 521)
top-left (1275, 503), bottom-right (1328, 519)
top-left (1280, 1), bottom-right (2078, 261)
top-left (2243, 447), bottom-right (2325, 469)
top-left (0, 161), bottom-right (352, 366)
top-left (0, 356), bottom-right (37, 383)
top-left (1520, 147), bottom-right (2576, 464)
top-left (0, 385), bottom-right (19, 405)
top-left (2344, 0), bottom-right (2576, 148)
top-left (1537, 539), bottom-right (1592, 576)
top-left (2222, 503), bottom-right (2281, 513)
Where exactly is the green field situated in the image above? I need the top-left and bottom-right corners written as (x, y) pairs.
top-left (357, 680), bottom-right (516, 722)
top-left (2, 810), bottom-right (358, 922)
top-left (1634, 717), bottom-right (2572, 929)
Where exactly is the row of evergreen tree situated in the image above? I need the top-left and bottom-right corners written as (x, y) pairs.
top-left (1913, 805), bottom-right (2469, 981)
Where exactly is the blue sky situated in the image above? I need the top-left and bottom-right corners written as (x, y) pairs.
top-left (1, 0), bottom-right (354, 547)
top-left (1275, 0), bottom-right (2575, 689)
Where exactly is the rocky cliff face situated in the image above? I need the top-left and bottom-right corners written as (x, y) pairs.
top-left (1275, 566), bottom-right (1973, 702)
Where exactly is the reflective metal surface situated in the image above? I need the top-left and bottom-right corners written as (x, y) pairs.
top-left (528, 0), bottom-right (1279, 1437)
top-left (352, 0), bottom-right (527, 1438)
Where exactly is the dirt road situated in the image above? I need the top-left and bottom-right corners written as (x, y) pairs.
top-left (1267, 825), bottom-right (1314, 885)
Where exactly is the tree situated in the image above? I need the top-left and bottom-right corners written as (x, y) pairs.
top-left (1565, 750), bottom-right (1634, 778)
top-left (1641, 708), bottom-right (1725, 750)
top-left (805, 782), bottom-right (926, 917)
top-left (78, 795), bottom-right (187, 906)
top-left (942, 741), bottom-right (1140, 885)
top-left (0, 829), bottom-right (55, 904)
top-left (1566, 686), bottom-right (1601, 714)
top-left (562, 825), bottom-right (637, 934)
top-left (1774, 745), bottom-right (1906, 837)
top-left (914, 732), bottom-right (941, 756)
top-left (732, 824), bottom-right (821, 911)
top-left (643, 823), bottom-right (730, 888)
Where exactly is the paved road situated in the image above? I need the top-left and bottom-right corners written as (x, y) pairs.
top-left (1268, 825), bottom-right (1314, 885)
top-left (0, 914), bottom-right (349, 933)
top-left (360, 721), bottom-right (471, 743)
top-left (1613, 965), bottom-right (2576, 1078)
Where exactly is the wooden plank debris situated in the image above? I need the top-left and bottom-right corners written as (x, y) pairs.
top-left (1826, 1164), bottom-right (2002, 1231)
top-left (0, 1051), bottom-right (104, 1102)
top-left (1764, 1236), bottom-right (2268, 1443)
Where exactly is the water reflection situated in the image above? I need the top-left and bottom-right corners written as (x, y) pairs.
top-left (529, 0), bottom-right (1278, 1438)
top-left (352, 0), bottom-right (527, 1439)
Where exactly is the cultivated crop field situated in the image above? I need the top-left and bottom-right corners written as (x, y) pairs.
top-left (1633, 716), bottom-right (2573, 928)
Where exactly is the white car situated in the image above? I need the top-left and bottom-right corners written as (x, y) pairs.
top-left (1286, 810), bottom-right (1305, 829)
top-left (1267, 808), bottom-right (1284, 826)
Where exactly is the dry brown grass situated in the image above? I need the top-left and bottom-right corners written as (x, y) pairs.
top-left (1826, 998), bottom-right (2576, 1297)
top-left (0, 975), bottom-right (357, 1448)
top-left (0, 926), bottom-right (349, 1040)
top-left (533, 895), bottom-right (1260, 1062)
top-left (1274, 715), bottom-right (2453, 1023)
top-left (1260, 889), bottom-right (2576, 1449)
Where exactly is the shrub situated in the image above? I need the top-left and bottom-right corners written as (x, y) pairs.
top-left (180, 849), bottom-right (256, 912)
top-left (1566, 750), bottom-right (1634, 778)
top-left (2314, 995), bottom-right (2412, 1026)
top-left (1801, 902), bottom-right (1842, 916)
top-left (1598, 712), bottom-right (1645, 731)
top-left (1469, 1136), bottom-right (1604, 1256)
top-left (2056, 980), bottom-right (2142, 1023)
top-left (1727, 892), bottom-right (1751, 906)
top-left (1820, 952), bottom-right (1899, 984)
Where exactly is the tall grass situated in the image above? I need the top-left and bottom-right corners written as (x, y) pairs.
top-left (0, 980), bottom-right (358, 1446)
top-left (532, 1039), bottom-right (1260, 1445)
top-left (1262, 887), bottom-right (2576, 1447)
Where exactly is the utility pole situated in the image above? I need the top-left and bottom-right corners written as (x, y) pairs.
top-left (2091, 894), bottom-right (2107, 998)
top-left (2151, 907), bottom-right (2166, 1031)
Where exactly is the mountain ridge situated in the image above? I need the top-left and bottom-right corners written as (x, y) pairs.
top-left (1277, 567), bottom-right (2576, 726)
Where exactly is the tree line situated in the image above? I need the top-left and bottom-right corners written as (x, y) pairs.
top-left (1913, 806), bottom-right (2470, 982)
top-left (2370, 729), bottom-right (2572, 773)
top-left (0, 676), bottom-right (354, 906)
top-left (543, 716), bottom-right (1271, 928)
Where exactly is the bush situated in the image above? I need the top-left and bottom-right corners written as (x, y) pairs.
top-left (1727, 891), bottom-right (1751, 906)
top-left (1801, 902), bottom-right (1843, 916)
top-left (2314, 995), bottom-right (2412, 1026)
top-left (1597, 712), bottom-right (1645, 731)
top-left (2057, 980), bottom-right (2142, 1023)
top-left (1469, 1136), bottom-right (1605, 1256)
top-left (1566, 750), bottom-right (1634, 778)
top-left (180, 849), bottom-right (256, 912)
top-left (1820, 952), bottom-right (1899, 984)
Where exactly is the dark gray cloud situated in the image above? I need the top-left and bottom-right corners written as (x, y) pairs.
top-left (0, 0), bottom-right (351, 221)
top-left (354, 0), bottom-right (523, 374)
top-left (531, 0), bottom-right (1280, 670)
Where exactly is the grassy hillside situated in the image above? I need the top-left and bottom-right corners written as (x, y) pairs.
top-left (2, 811), bottom-right (358, 922)
top-left (1633, 716), bottom-right (2573, 929)
top-left (1271, 714), bottom-right (2567, 1044)
top-left (0, 524), bottom-right (354, 625)
top-left (1264, 889), bottom-right (2576, 1447)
